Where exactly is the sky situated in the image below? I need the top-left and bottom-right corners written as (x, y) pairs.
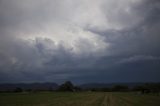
top-left (0, 0), bottom-right (160, 84)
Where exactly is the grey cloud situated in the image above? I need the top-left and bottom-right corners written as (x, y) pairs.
top-left (0, 0), bottom-right (160, 83)
top-left (118, 55), bottom-right (160, 64)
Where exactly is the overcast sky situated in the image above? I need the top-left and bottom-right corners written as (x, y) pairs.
top-left (0, 0), bottom-right (160, 84)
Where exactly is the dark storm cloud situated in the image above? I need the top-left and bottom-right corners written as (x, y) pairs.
top-left (0, 0), bottom-right (160, 84)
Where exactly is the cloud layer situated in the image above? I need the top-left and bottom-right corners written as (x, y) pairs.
top-left (0, 0), bottom-right (160, 84)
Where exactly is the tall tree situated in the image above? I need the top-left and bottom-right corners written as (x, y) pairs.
top-left (58, 81), bottom-right (74, 91)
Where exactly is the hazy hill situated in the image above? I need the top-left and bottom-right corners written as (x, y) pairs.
top-left (0, 82), bottom-right (58, 91)
top-left (80, 82), bottom-right (147, 89)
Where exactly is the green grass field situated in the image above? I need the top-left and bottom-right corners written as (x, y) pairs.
top-left (0, 92), bottom-right (160, 106)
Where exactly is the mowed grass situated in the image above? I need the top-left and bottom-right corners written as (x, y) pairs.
top-left (0, 92), bottom-right (160, 106)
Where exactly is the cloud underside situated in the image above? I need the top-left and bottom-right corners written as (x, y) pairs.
top-left (0, 0), bottom-right (160, 83)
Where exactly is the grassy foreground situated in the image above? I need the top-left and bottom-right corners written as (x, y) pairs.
top-left (0, 92), bottom-right (160, 106)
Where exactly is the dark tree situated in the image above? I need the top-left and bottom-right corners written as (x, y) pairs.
top-left (58, 81), bottom-right (74, 91)
top-left (112, 85), bottom-right (129, 91)
top-left (14, 87), bottom-right (23, 92)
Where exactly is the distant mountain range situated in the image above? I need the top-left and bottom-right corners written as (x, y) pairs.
top-left (79, 82), bottom-right (153, 89)
top-left (0, 83), bottom-right (58, 91)
top-left (0, 82), bottom-right (159, 91)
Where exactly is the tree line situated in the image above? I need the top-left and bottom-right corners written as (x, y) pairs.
top-left (1, 81), bottom-right (160, 94)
